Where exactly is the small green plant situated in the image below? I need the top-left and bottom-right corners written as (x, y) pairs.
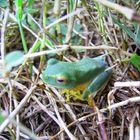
top-left (0, 112), bottom-right (5, 124)
top-left (130, 54), bottom-right (140, 72)
top-left (0, 51), bottom-right (24, 76)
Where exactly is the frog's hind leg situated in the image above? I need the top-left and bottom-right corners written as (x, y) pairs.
top-left (82, 69), bottom-right (112, 100)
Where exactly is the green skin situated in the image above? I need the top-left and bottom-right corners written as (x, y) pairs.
top-left (42, 56), bottom-right (112, 100)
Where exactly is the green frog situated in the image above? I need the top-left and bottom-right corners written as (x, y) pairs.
top-left (42, 55), bottom-right (112, 100)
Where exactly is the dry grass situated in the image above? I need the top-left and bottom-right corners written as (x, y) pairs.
top-left (0, 0), bottom-right (140, 140)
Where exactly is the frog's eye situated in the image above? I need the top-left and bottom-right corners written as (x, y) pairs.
top-left (56, 76), bottom-right (68, 84)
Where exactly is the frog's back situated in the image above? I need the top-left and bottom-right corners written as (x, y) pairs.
top-left (73, 57), bottom-right (107, 72)
top-left (72, 57), bottom-right (107, 84)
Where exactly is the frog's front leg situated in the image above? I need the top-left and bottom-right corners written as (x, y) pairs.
top-left (82, 69), bottom-right (112, 100)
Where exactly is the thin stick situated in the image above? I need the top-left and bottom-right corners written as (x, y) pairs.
top-left (24, 47), bottom-right (67, 58)
top-left (70, 45), bottom-right (118, 50)
top-left (107, 96), bottom-right (140, 110)
top-left (134, 125), bottom-right (140, 140)
top-left (129, 114), bottom-right (135, 140)
top-left (13, 95), bottom-right (20, 140)
top-left (1, 9), bottom-right (9, 65)
top-left (114, 81), bottom-right (140, 87)
top-left (24, 45), bottom-right (118, 58)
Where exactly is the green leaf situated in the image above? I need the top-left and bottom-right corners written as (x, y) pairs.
top-left (0, 0), bottom-right (8, 8)
top-left (0, 113), bottom-right (5, 124)
top-left (5, 51), bottom-right (24, 71)
top-left (113, 17), bottom-right (135, 39)
top-left (28, 0), bottom-right (35, 8)
top-left (15, 0), bottom-right (23, 20)
top-left (130, 54), bottom-right (140, 72)
top-left (133, 22), bottom-right (140, 45)
top-left (112, 17), bottom-right (140, 47)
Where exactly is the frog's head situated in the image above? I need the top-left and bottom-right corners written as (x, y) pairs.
top-left (42, 58), bottom-right (77, 89)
